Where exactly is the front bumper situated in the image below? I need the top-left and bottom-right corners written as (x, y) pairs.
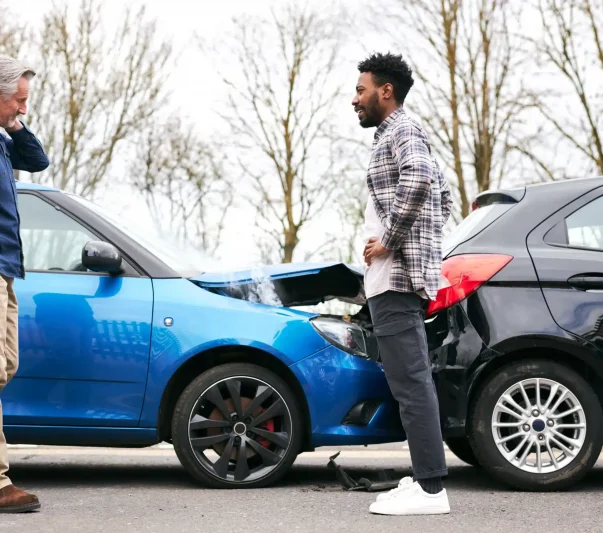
top-left (289, 345), bottom-right (405, 447)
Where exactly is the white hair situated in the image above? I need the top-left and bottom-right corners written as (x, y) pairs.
top-left (0, 55), bottom-right (36, 100)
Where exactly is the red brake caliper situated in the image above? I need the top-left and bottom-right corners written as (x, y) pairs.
top-left (208, 398), bottom-right (276, 451)
top-left (256, 419), bottom-right (275, 448)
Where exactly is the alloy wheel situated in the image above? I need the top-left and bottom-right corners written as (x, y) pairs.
top-left (491, 377), bottom-right (586, 474)
top-left (187, 375), bottom-right (293, 483)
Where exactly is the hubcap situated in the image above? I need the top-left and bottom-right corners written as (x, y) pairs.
top-left (491, 378), bottom-right (586, 474)
top-left (188, 376), bottom-right (293, 483)
top-left (532, 419), bottom-right (546, 432)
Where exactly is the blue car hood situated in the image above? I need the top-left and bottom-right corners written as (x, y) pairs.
top-left (191, 262), bottom-right (366, 307)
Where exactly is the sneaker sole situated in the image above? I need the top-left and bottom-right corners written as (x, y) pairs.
top-left (370, 505), bottom-right (450, 516)
top-left (0, 501), bottom-right (41, 513)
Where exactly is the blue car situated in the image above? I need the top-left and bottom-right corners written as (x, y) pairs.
top-left (5, 182), bottom-right (403, 488)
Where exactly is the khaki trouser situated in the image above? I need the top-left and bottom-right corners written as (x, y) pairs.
top-left (0, 276), bottom-right (18, 489)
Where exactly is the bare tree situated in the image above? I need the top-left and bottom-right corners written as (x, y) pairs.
top-left (0, 2), bottom-right (27, 70)
top-left (384, 0), bottom-right (536, 219)
top-left (23, 0), bottom-right (172, 197)
top-left (524, 0), bottom-right (603, 179)
top-left (131, 118), bottom-right (233, 256)
top-left (330, 175), bottom-right (367, 264)
top-left (210, 4), bottom-right (351, 263)
top-left (0, 18), bottom-right (18, 57)
top-left (318, 137), bottom-right (372, 265)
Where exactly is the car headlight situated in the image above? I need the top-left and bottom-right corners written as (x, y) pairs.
top-left (310, 317), bottom-right (368, 358)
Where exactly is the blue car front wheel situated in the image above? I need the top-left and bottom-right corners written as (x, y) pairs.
top-left (172, 362), bottom-right (303, 489)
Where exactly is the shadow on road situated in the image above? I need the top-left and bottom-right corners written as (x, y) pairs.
top-left (7, 458), bottom-right (603, 493)
top-left (10, 461), bottom-right (193, 489)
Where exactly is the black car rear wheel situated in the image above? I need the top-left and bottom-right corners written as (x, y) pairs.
top-left (172, 363), bottom-right (303, 489)
top-left (445, 437), bottom-right (480, 467)
top-left (469, 359), bottom-right (603, 491)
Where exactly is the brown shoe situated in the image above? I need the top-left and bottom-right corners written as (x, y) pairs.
top-left (0, 484), bottom-right (41, 513)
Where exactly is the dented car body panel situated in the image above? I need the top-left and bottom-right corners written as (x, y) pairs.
top-left (192, 262), bottom-right (366, 307)
top-left (3, 184), bottom-right (408, 451)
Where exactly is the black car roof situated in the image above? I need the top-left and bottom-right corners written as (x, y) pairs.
top-left (477, 176), bottom-right (603, 202)
top-left (450, 176), bottom-right (603, 257)
top-left (523, 176), bottom-right (603, 194)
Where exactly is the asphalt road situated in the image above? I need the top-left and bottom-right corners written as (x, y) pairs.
top-left (1, 444), bottom-right (602, 533)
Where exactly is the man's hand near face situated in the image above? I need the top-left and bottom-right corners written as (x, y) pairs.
top-left (364, 237), bottom-right (390, 266)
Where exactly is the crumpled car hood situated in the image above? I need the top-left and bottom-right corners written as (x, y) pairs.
top-left (191, 261), bottom-right (366, 307)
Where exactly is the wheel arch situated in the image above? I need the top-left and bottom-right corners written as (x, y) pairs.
top-left (157, 346), bottom-right (313, 451)
top-left (467, 344), bottom-right (603, 421)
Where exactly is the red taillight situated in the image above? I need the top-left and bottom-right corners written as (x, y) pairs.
top-left (426, 254), bottom-right (513, 317)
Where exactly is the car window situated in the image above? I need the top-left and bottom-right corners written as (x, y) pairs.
top-left (565, 196), bottom-right (603, 251)
top-left (443, 203), bottom-right (514, 257)
top-left (18, 193), bottom-right (98, 272)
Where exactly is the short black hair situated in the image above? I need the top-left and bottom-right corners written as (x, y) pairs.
top-left (358, 52), bottom-right (414, 104)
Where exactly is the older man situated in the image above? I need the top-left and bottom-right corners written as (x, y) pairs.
top-left (0, 55), bottom-right (49, 513)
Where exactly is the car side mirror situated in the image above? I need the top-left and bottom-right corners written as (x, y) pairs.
top-left (82, 240), bottom-right (123, 274)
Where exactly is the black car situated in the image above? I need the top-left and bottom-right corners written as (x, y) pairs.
top-left (425, 176), bottom-right (603, 491)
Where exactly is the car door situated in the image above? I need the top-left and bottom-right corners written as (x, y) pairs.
top-left (2, 191), bottom-right (153, 427)
top-left (526, 186), bottom-right (603, 349)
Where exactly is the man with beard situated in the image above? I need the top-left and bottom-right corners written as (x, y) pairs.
top-left (0, 55), bottom-right (49, 513)
top-left (352, 52), bottom-right (453, 516)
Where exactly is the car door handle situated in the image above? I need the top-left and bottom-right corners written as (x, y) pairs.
top-left (567, 274), bottom-right (603, 291)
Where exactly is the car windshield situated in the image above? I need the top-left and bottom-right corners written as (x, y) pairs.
top-left (68, 194), bottom-right (221, 276)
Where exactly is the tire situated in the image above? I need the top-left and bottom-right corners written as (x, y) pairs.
top-left (469, 359), bottom-right (603, 491)
top-left (172, 362), bottom-right (303, 489)
top-left (445, 437), bottom-right (480, 467)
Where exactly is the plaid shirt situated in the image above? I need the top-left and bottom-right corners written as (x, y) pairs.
top-left (366, 107), bottom-right (452, 300)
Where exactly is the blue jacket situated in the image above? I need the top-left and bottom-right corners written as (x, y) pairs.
top-left (0, 122), bottom-right (50, 279)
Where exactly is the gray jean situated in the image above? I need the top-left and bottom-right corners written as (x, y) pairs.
top-left (368, 290), bottom-right (448, 479)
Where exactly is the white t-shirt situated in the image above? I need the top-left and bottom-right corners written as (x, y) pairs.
top-left (363, 198), bottom-right (395, 299)
top-left (363, 198), bottom-right (428, 300)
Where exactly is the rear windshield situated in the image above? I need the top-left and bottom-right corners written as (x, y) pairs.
top-left (443, 203), bottom-right (514, 256)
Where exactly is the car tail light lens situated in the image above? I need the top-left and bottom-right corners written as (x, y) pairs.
top-left (426, 254), bottom-right (513, 317)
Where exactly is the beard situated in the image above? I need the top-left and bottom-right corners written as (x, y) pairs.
top-left (356, 92), bottom-right (381, 128)
top-left (0, 113), bottom-right (17, 130)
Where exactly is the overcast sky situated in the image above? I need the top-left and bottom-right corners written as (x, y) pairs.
top-left (11, 0), bottom-right (391, 270)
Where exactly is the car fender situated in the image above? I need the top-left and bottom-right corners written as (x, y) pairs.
top-left (138, 278), bottom-right (329, 427)
top-left (467, 333), bottom-right (603, 405)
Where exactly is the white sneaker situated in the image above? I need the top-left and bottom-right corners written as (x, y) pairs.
top-left (375, 476), bottom-right (414, 502)
top-left (369, 482), bottom-right (450, 516)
